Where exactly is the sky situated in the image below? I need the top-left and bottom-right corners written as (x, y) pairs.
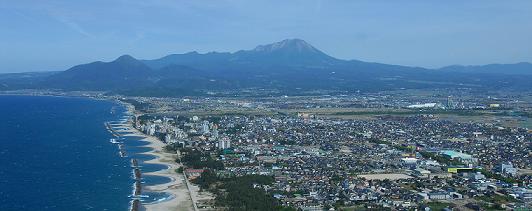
top-left (1, 0), bottom-right (532, 73)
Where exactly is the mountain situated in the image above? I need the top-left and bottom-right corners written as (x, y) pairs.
top-left (1, 38), bottom-right (531, 96)
top-left (143, 39), bottom-right (340, 70)
top-left (43, 54), bottom-right (218, 94)
top-left (43, 55), bottom-right (154, 90)
top-left (439, 62), bottom-right (532, 75)
top-left (231, 39), bottom-right (340, 67)
top-left (0, 71), bottom-right (58, 90)
top-left (142, 51), bottom-right (233, 70)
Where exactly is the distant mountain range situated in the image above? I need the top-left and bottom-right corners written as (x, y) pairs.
top-left (439, 62), bottom-right (532, 75)
top-left (1, 39), bottom-right (531, 96)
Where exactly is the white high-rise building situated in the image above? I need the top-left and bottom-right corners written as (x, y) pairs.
top-left (201, 120), bottom-right (210, 134)
top-left (212, 127), bottom-right (219, 140)
top-left (218, 137), bottom-right (231, 149)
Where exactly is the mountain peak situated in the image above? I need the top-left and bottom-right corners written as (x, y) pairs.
top-left (253, 38), bottom-right (319, 53)
top-left (114, 54), bottom-right (138, 63)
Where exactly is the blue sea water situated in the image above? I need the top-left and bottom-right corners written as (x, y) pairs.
top-left (0, 95), bottom-right (170, 211)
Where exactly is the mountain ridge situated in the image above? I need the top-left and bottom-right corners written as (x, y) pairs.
top-left (439, 62), bottom-right (532, 75)
top-left (1, 38), bottom-right (531, 96)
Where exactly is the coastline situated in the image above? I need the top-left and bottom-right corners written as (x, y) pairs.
top-left (118, 102), bottom-right (195, 211)
top-left (1, 93), bottom-right (196, 211)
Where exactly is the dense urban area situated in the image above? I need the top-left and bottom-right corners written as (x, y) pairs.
top-left (97, 88), bottom-right (529, 211)
top-left (10, 88), bottom-right (532, 210)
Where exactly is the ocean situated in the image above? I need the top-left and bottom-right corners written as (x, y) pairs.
top-left (0, 95), bottom-right (168, 211)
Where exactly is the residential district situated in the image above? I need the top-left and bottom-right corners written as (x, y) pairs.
top-left (118, 89), bottom-right (532, 211)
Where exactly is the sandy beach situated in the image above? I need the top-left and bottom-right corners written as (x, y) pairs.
top-left (115, 103), bottom-right (196, 211)
top-left (111, 123), bottom-right (193, 211)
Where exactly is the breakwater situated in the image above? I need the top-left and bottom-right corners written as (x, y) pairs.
top-left (132, 159), bottom-right (142, 195)
top-left (105, 122), bottom-right (127, 157)
top-left (130, 158), bottom-right (143, 211)
top-left (130, 199), bottom-right (141, 211)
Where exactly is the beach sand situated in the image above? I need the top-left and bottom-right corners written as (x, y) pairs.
top-left (117, 125), bottom-right (195, 211)
top-left (115, 102), bottom-right (209, 211)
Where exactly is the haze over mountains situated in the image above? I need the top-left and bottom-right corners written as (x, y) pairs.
top-left (1, 39), bottom-right (531, 96)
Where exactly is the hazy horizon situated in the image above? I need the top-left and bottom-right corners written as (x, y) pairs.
top-left (1, 0), bottom-right (532, 73)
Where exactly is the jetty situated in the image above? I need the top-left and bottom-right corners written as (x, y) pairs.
top-left (131, 158), bottom-right (143, 197)
top-left (130, 199), bottom-right (141, 211)
top-left (118, 144), bottom-right (127, 157)
top-left (104, 122), bottom-right (121, 138)
top-left (131, 159), bottom-right (139, 168)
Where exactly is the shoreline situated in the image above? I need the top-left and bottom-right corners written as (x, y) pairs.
top-left (118, 102), bottom-right (195, 211)
top-left (3, 93), bottom-right (195, 211)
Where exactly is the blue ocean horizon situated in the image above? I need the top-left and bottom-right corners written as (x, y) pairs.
top-left (0, 95), bottom-right (168, 211)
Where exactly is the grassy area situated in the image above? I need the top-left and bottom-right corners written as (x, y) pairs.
top-left (474, 192), bottom-right (519, 210)
top-left (424, 202), bottom-right (452, 210)
top-left (175, 110), bottom-right (276, 117)
top-left (475, 194), bottom-right (518, 204)
top-left (338, 205), bottom-right (368, 211)
top-left (330, 109), bottom-right (510, 117)
top-left (296, 108), bottom-right (532, 122)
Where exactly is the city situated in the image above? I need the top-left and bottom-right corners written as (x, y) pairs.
top-left (116, 88), bottom-right (531, 210)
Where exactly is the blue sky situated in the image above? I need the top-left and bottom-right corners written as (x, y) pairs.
top-left (1, 0), bottom-right (531, 73)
